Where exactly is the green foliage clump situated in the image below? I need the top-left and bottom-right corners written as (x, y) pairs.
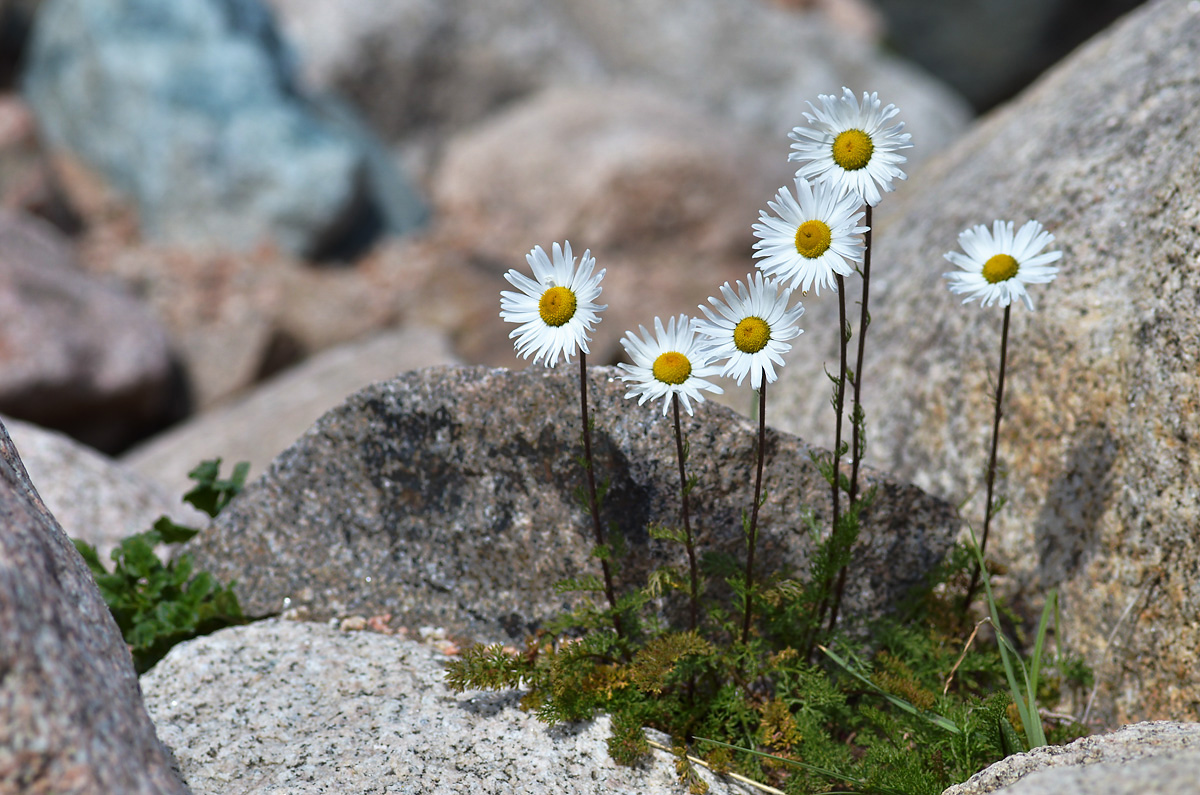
top-left (73, 459), bottom-right (249, 673)
top-left (445, 524), bottom-right (1092, 794)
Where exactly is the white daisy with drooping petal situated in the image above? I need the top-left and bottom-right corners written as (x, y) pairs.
top-left (500, 241), bottom-right (606, 367)
top-left (943, 220), bottom-right (1061, 310)
top-left (788, 87), bottom-right (912, 207)
top-left (752, 176), bottom-right (868, 296)
top-left (696, 273), bottom-right (805, 389)
top-left (618, 314), bottom-right (724, 416)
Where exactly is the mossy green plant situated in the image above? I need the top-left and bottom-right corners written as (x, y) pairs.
top-left (446, 526), bottom-right (1091, 793)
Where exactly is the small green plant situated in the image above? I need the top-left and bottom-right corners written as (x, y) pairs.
top-left (447, 538), bottom-right (1089, 794)
top-left (74, 459), bottom-right (249, 673)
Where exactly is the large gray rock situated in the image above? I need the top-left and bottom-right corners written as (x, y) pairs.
top-left (3, 415), bottom-right (207, 561)
top-left (0, 209), bottom-right (175, 452)
top-left (266, 0), bottom-right (969, 165)
top-left (23, 0), bottom-right (425, 258)
top-left (184, 365), bottom-right (959, 641)
top-left (141, 619), bottom-right (757, 795)
top-left (771, 0), bottom-right (1200, 725)
top-left (123, 326), bottom-right (460, 499)
top-left (942, 722), bottom-right (1200, 795)
top-left (0, 419), bottom-right (190, 794)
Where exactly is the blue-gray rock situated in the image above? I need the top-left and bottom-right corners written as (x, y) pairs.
top-left (0, 418), bottom-right (190, 794)
top-left (23, 0), bottom-right (425, 259)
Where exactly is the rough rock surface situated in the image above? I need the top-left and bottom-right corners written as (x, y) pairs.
top-left (184, 365), bottom-right (959, 641)
top-left (142, 619), bottom-right (757, 795)
top-left (0, 209), bottom-right (174, 451)
top-left (770, 0), bottom-right (1200, 724)
top-left (986, 753), bottom-right (1200, 795)
top-left (942, 722), bottom-right (1200, 795)
top-left (3, 415), bottom-right (206, 561)
top-left (22, 0), bottom-right (424, 258)
top-left (0, 419), bottom-right (190, 794)
top-left (123, 327), bottom-right (460, 499)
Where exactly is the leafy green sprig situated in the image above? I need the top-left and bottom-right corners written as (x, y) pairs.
top-left (73, 459), bottom-right (248, 673)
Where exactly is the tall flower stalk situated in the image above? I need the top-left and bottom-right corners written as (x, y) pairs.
top-left (697, 274), bottom-right (804, 643)
top-left (500, 242), bottom-right (623, 636)
top-left (670, 394), bottom-right (701, 631)
top-left (944, 219), bottom-right (1062, 608)
top-left (829, 205), bottom-right (872, 631)
top-left (619, 315), bottom-right (724, 631)
top-left (578, 351), bottom-right (621, 635)
top-left (787, 88), bottom-right (910, 632)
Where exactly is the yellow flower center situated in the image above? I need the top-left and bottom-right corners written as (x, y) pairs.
top-left (734, 317), bottom-right (770, 354)
top-left (652, 351), bottom-right (692, 385)
top-left (538, 285), bottom-right (577, 327)
top-left (832, 129), bottom-right (874, 171)
top-left (794, 219), bottom-right (832, 259)
top-left (982, 254), bottom-right (1019, 284)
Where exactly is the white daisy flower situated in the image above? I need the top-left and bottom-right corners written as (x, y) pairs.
top-left (618, 314), bottom-right (724, 416)
top-left (500, 241), bottom-right (606, 367)
top-left (696, 273), bottom-right (805, 389)
top-left (943, 220), bottom-right (1061, 310)
top-left (752, 176), bottom-right (868, 296)
top-left (788, 87), bottom-right (912, 207)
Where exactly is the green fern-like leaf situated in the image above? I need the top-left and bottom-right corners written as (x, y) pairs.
top-left (628, 631), bottom-right (713, 695)
top-left (443, 643), bottom-right (530, 693)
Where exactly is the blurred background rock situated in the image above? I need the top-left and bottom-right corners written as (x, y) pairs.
top-left (0, 0), bottom-right (1147, 458)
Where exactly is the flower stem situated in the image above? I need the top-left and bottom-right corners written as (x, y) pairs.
top-left (829, 205), bottom-right (873, 633)
top-left (579, 351), bottom-right (622, 638)
top-left (740, 384), bottom-right (768, 646)
top-left (672, 394), bottom-right (700, 633)
top-left (848, 204), bottom-right (873, 506)
top-left (963, 303), bottom-right (1011, 611)
top-left (814, 277), bottom-right (850, 636)
top-left (832, 275), bottom-right (848, 531)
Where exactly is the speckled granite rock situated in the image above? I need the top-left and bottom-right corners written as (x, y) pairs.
top-left (770, 0), bottom-right (1200, 725)
top-left (942, 722), bottom-right (1200, 795)
top-left (142, 619), bottom-right (756, 795)
top-left (0, 419), bottom-right (189, 794)
top-left (184, 365), bottom-right (959, 642)
top-left (987, 752), bottom-right (1200, 795)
